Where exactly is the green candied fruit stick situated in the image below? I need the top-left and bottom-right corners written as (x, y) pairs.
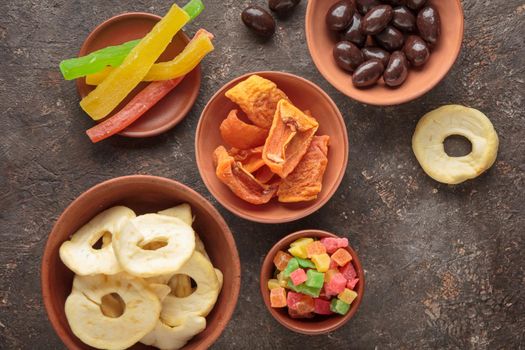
top-left (295, 257), bottom-right (316, 269)
top-left (286, 280), bottom-right (322, 298)
top-left (330, 298), bottom-right (351, 315)
top-left (59, 0), bottom-right (204, 80)
top-left (305, 270), bottom-right (325, 289)
top-left (283, 258), bottom-right (299, 278)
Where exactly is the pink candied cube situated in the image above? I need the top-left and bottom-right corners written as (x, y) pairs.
top-left (339, 262), bottom-right (357, 281)
top-left (329, 258), bottom-right (339, 270)
top-left (287, 292), bottom-right (303, 309)
top-left (324, 272), bottom-right (347, 296)
top-left (347, 278), bottom-right (359, 290)
top-left (318, 287), bottom-right (330, 300)
top-left (314, 298), bottom-right (333, 315)
top-left (320, 237), bottom-right (349, 254)
top-left (289, 268), bottom-right (307, 286)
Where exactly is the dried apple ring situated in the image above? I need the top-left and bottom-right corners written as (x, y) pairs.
top-left (412, 105), bottom-right (499, 184)
top-left (113, 214), bottom-right (195, 278)
top-left (59, 206), bottom-right (136, 276)
top-left (141, 314), bottom-right (206, 350)
top-left (65, 273), bottom-right (161, 350)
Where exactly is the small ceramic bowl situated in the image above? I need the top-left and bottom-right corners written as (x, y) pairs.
top-left (41, 175), bottom-right (241, 350)
top-left (195, 71), bottom-right (348, 224)
top-left (77, 12), bottom-right (201, 138)
top-left (305, 0), bottom-right (464, 105)
top-left (260, 229), bottom-right (364, 335)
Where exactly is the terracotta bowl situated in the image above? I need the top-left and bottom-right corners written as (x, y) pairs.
top-left (41, 176), bottom-right (241, 350)
top-left (195, 71), bottom-right (349, 223)
top-left (77, 12), bottom-right (201, 137)
top-left (260, 229), bottom-right (365, 334)
top-left (305, 0), bottom-right (464, 105)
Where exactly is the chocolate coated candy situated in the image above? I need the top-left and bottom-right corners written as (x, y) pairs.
top-left (269, 0), bottom-right (301, 15)
top-left (326, 0), bottom-right (356, 31)
top-left (341, 13), bottom-right (366, 47)
top-left (360, 5), bottom-right (393, 35)
top-left (333, 41), bottom-right (365, 72)
top-left (384, 51), bottom-right (408, 87)
top-left (374, 25), bottom-right (404, 51)
top-left (361, 46), bottom-right (390, 67)
top-left (356, 0), bottom-right (381, 15)
top-left (352, 59), bottom-right (385, 87)
top-left (417, 5), bottom-right (441, 46)
top-left (242, 6), bottom-right (276, 37)
top-left (392, 6), bottom-right (416, 32)
top-left (406, 0), bottom-right (427, 10)
top-left (403, 35), bottom-right (430, 66)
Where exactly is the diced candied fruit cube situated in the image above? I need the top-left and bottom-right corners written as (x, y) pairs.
top-left (287, 291), bottom-right (303, 309)
top-left (276, 271), bottom-right (289, 288)
top-left (273, 251), bottom-right (293, 271)
top-left (290, 268), bottom-right (307, 286)
top-left (270, 287), bottom-right (287, 308)
top-left (324, 272), bottom-right (347, 296)
top-left (290, 237), bottom-right (314, 248)
top-left (288, 244), bottom-right (308, 259)
top-left (286, 280), bottom-right (321, 297)
top-left (267, 279), bottom-right (280, 290)
top-left (321, 237), bottom-right (349, 254)
top-left (283, 258), bottom-right (300, 277)
top-left (306, 241), bottom-right (326, 258)
top-left (324, 269), bottom-right (339, 282)
top-left (330, 298), bottom-right (351, 315)
top-left (305, 270), bottom-right (325, 289)
top-left (294, 295), bottom-right (315, 315)
top-left (288, 307), bottom-right (314, 319)
top-left (338, 288), bottom-right (358, 305)
top-left (329, 258), bottom-right (339, 270)
top-left (339, 262), bottom-right (357, 281)
top-left (347, 278), bottom-right (359, 290)
top-left (311, 253), bottom-right (331, 272)
top-left (314, 298), bottom-right (333, 315)
top-left (331, 248), bottom-right (352, 267)
top-left (296, 257), bottom-right (315, 269)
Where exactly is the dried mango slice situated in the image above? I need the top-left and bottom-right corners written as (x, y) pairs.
top-left (263, 99), bottom-right (319, 178)
top-left (225, 75), bottom-right (289, 129)
top-left (278, 135), bottom-right (330, 202)
top-left (214, 146), bottom-right (277, 205)
top-left (229, 146), bottom-right (265, 173)
top-left (220, 110), bottom-right (269, 149)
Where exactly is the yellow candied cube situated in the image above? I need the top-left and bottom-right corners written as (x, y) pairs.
top-left (338, 288), bottom-right (358, 305)
top-left (276, 271), bottom-right (288, 288)
top-left (290, 237), bottom-right (314, 248)
top-left (311, 253), bottom-right (331, 272)
top-left (267, 279), bottom-right (281, 290)
top-left (288, 245), bottom-right (308, 259)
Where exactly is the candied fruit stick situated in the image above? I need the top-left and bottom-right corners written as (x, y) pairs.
top-left (224, 75), bottom-right (289, 129)
top-left (263, 100), bottom-right (319, 178)
top-left (286, 280), bottom-right (322, 298)
top-left (229, 147), bottom-right (266, 173)
top-left (311, 253), bottom-right (331, 273)
top-left (219, 110), bottom-right (269, 149)
top-left (276, 271), bottom-right (289, 288)
top-left (290, 238), bottom-right (314, 247)
top-left (213, 146), bottom-right (277, 205)
top-left (305, 241), bottom-right (326, 258)
top-left (314, 298), bottom-right (333, 315)
top-left (277, 135), bottom-right (330, 203)
top-left (305, 270), bottom-right (325, 289)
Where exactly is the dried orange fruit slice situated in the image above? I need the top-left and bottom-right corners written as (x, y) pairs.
top-left (219, 110), bottom-right (268, 149)
top-left (225, 75), bottom-right (289, 129)
top-left (277, 135), bottom-right (330, 203)
top-left (263, 99), bottom-right (319, 178)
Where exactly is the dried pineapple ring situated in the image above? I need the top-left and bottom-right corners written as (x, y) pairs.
top-left (161, 252), bottom-right (221, 326)
top-left (141, 314), bottom-right (206, 350)
top-left (412, 105), bottom-right (499, 184)
top-left (59, 206), bottom-right (135, 275)
top-left (113, 214), bottom-right (195, 278)
top-left (65, 273), bottom-right (161, 350)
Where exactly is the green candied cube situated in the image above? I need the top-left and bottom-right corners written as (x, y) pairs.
top-left (330, 298), bottom-right (351, 315)
top-left (283, 258), bottom-right (300, 278)
top-left (305, 270), bottom-right (325, 289)
top-left (295, 257), bottom-right (316, 269)
top-left (287, 280), bottom-right (321, 297)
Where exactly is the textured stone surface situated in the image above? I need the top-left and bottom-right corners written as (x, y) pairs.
top-left (0, 0), bottom-right (524, 349)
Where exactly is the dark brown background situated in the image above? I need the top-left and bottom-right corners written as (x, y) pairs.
top-left (1, 0), bottom-right (524, 349)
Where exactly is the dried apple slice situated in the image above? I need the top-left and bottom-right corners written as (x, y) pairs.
top-left (141, 314), bottom-right (206, 350)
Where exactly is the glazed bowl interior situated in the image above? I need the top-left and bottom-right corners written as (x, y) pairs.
top-left (260, 230), bottom-right (365, 335)
top-left (305, 0), bottom-right (464, 105)
top-left (195, 71), bottom-right (348, 224)
top-left (41, 176), bottom-right (240, 350)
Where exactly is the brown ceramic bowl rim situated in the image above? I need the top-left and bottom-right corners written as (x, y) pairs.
top-left (305, 0), bottom-right (465, 106)
top-left (259, 229), bottom-right (365, 335)
top-left (76, 12), bottom-right (201, 138)
top-left (40, 175), bottom-right (241, 349)
top-left (195, 71), bottom-right (349, 224)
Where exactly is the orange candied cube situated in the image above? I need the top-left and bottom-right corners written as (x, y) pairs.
top-left (270, 287), bottom-right (287, 308)
top-left (306, 241), bottom-right (326, 258)
top-left (273, 250), bottom-right (293, 271)
top-left (331, 248), bottom-right (352, 267)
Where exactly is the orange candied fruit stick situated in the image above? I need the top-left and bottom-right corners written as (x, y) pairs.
top-left (277, 135), bottom-right (330, 203)
top-left (305, 241), bottom-right (326, 258)
top-left (270, 287), bottom-right (287, 308)
top-left (331, 248), bottom-right (353, 267)
top-left (263, 100), bottom-right (319, 179)
top-left (219, 110), bottom-right (269, 150)
top-left (273, 251), bottom-right (293, 271)
top-left (213, 146), bottom-right (277, 205)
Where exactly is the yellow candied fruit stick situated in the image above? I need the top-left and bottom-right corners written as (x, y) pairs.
top-left (288, 245), bottom-right (308, 259)
top-left (267, 279), bottom-right (281, 290)
top-left (311, 253), bottom-right (331, 272)
top-left (338, 288), bottom-right (358, 305)
top-left (86, 29), bottom-right (214, 85)
top-left (290, 237), bottom-right (314, 248)
top-left (80, 4), bottom-right (190, 120)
